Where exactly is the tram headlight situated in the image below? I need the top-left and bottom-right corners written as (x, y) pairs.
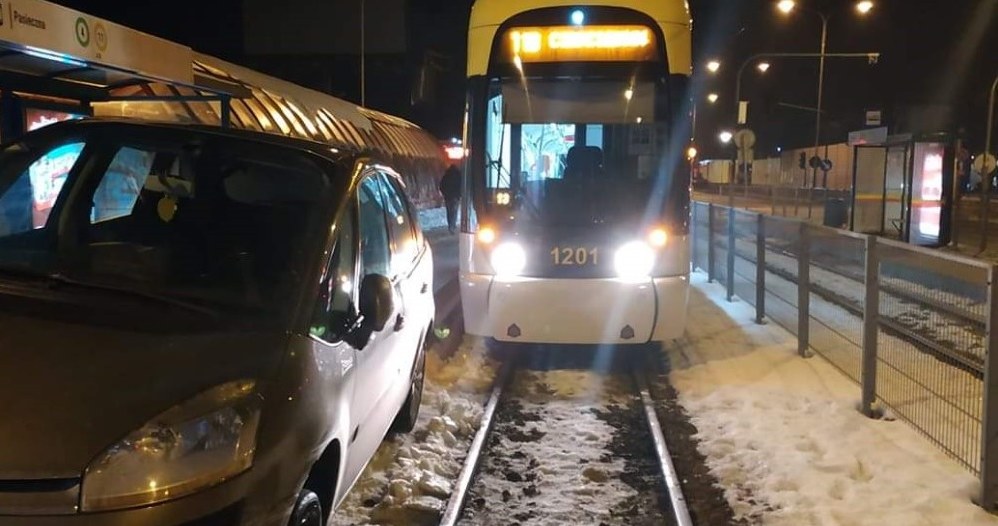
top-left (491, 242), bottom-right (527, 277)
top-left (614, 241), bottom-right (655, 281)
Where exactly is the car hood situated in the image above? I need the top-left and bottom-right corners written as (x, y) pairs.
top-left (0, 312), bottom-right (289, 479)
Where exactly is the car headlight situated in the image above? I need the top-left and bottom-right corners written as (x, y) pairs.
top-left (490, 242), bottom-right (527, 277)
top-left (615, 241), bottom-right (655, 281)
top-left (81, 380), bottom-right (261, 511)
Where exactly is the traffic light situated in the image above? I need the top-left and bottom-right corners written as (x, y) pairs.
top-left (799, 152), bottom-right (807, 170)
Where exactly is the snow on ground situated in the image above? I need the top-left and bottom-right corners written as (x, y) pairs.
top-left (331, 338), bottom-right (497, 526)
top-left (418, 206), bottom-right (449, 233)
top-left (756, 255), bottom-right (984, 468)
top-left (460, 369), bottom-right (670, 525)
top-left (671, 272), bottom-right (998, 525)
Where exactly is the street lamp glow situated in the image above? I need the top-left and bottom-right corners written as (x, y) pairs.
top-left (706, 60), bottom-right (721, 73)
top-left (687, 146), bottom-right (698, 160)
top-left (757, 62), bottom-right (771, 73)
top-left (777, 0), bottom-right (796, 14)
top-left (624, 88), bottom-right (634, 101)
top-left (856, 1), bottom-right (874, 14)
top-left (719, 131), bottom-right (733, 144)
top-left (707, 93), bottom-right (719, 103)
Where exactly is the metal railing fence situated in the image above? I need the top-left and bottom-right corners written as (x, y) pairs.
top-left (690, 201), bottom-right (998, 511)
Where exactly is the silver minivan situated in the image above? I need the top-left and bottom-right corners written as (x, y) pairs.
top-left (0, 120), bottom-right (434, 525)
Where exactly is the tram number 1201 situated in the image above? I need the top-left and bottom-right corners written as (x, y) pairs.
top-left (551, 247), bottom-right (598, 266)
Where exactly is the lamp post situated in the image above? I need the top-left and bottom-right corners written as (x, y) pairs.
top-left (360, 0), bottom-right (366, 107)
top-left (777, 1), bottom-right (873, 187)
top-left (733, 52), bottom-right (880, 214)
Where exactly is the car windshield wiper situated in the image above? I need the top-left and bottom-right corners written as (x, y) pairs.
top-left (45, 274), bottom-right (219, 317)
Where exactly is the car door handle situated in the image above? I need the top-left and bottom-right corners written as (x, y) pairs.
top-left (420, 283), bottom-right (429, 294)
top-left (394, 314), bottom-right (405, 332)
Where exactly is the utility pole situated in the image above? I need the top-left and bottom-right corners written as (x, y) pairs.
top-left (360, 0), bottom-right (366, 107)
top-left (814, 14), bottom-right (828, 189)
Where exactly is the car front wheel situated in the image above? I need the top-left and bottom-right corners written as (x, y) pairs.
top-left (288, 489), bottom-right (322, 526)
top-left (391, 335), bottom-right (426, 434)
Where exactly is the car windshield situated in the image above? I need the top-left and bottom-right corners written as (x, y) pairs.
top-left (0, 126), bottom-right (336, 320)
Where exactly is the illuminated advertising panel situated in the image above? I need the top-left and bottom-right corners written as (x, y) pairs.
top-left (503, 25), bottom-right (657, 63)
top-left (911, 142), bottom-right (946, 245)
top-left (26, 108), bottom-right (83, 132)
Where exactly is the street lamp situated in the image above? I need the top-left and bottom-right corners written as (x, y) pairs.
top-left (776, 0), bottom-right (873, 186)
top-left (719, 131), bottom-right (733, 144)
top-left (707, 60), bottom-right (721, 73)
top-left (707, 93), bottom-right (719, 104)
top-left (757, 62), bottom-right (771, 73)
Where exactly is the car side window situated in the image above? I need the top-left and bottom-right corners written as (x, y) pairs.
top-left (378, 172), bottom-right (416, 247)
top-left (90, 147), bottom-right (156, 223)
top-left (358, 175), bottom-right (392, 278)
top-left (0, 141), bottom-right (86, 237)
top-left (378, 172), bottom-right (420, 272)
top-left (310, 203), bottom-right (358, 343)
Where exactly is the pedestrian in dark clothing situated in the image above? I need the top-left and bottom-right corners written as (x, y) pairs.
top-left (440, 164), bottom-right (461, 233)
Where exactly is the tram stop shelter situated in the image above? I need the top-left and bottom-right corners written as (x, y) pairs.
top-left (0, 0), bottom-right (241, 142)
top-left (849, 127), bottom-right (954, 247)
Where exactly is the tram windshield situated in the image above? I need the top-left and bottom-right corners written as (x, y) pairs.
top-left (484, 78), bottom-right (674, 227)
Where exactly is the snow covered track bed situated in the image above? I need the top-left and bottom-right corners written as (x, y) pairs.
top-left (445, 348), bottom-right (691, 526)
top-left (331, 339), bottom-right (498, 526)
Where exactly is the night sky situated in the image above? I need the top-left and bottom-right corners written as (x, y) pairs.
top-left (54, 0), bottom-right (997, 157)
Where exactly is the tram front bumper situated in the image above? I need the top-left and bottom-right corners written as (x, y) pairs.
top-left (460, 274), bottom-right (689, 344)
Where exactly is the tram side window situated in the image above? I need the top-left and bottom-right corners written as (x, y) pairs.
top-left (485, 94), bottom-right (511, 189)
top-left (358, 176), bottom-right (392, 278)
top-left (311, 203), bottom-right (357, 343)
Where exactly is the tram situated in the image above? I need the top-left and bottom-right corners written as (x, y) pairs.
top-left (459, 0), bottom-right (693, 345)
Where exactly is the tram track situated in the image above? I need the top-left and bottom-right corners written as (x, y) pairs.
top-left (440, 348), bottom-right (692, 526)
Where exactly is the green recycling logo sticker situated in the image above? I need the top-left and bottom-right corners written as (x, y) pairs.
top-left (75, 17), bottom-right (90, 47)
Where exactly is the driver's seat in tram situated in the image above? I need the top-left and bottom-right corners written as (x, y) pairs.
top-left (563, 145), bottom-right (603, 182)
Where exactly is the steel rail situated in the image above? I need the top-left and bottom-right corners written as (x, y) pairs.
top-left (635, 367), bottom-right (694, 526)
top-left (438, 359), bottom-right (512, 526)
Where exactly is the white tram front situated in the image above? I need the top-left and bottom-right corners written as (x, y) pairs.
top-left (458, 1), bottom-right (693, 345)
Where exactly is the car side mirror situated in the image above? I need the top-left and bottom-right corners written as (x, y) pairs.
top-left (358, 274), bottom-right (394, 332)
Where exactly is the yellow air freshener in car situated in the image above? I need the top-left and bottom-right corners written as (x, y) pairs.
top-left (157, 196), bottom-right (178, 222)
